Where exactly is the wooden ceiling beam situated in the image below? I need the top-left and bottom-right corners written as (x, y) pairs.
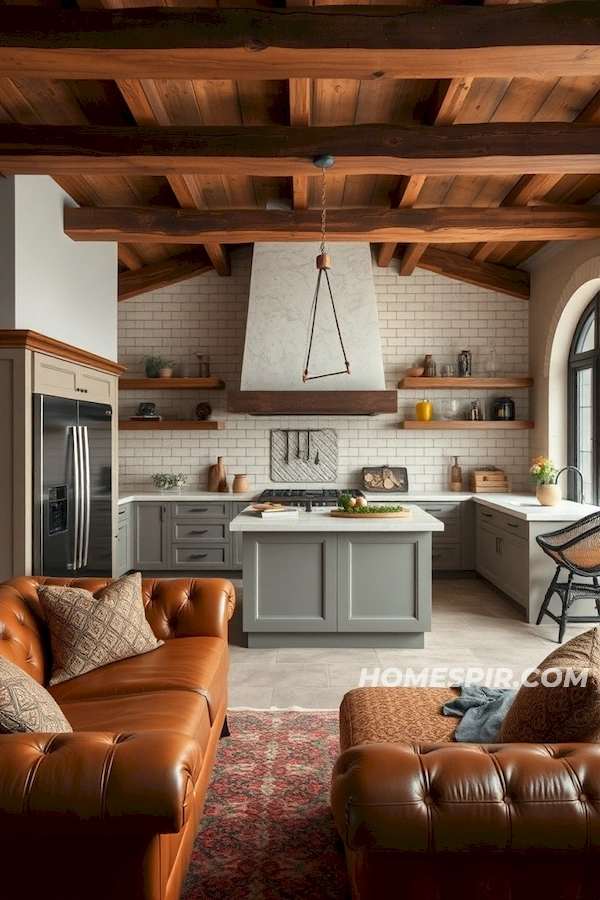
top-left (118, 249), bottom-right (214, 301)
top-left (1, 4), bottom-right (600, 80)
top-left (381, 76), bottom-right (474, 271)
top-left (5, 123), bottom-right (600, 176)
top-left (417, 248), bottom-right (530, 301)
top-left (64, 205), bottom-right (600, 245)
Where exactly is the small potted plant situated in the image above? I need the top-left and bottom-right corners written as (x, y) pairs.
top-left (529, 456), bottom-right (561, 506)
top-left (151, 473), bottom-right (187, 492)
top-left (145, 355), bottom-right (175, 378)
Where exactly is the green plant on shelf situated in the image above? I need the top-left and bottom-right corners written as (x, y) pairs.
top-left (145, 356), bottom-right (175, 378)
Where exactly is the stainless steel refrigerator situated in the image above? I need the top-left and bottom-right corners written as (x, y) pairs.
top-left (33, 395), bottom-right (113, 577)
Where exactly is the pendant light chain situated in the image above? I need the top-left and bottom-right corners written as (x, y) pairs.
top-left (320, 166), bottom-right (327, 257)
top-left (302, 160), bottom-right (351, 383)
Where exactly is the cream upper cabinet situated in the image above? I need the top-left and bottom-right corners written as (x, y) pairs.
top-left (33, 352), bottom-right (116, 405)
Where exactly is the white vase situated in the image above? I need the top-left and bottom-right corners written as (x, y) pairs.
top-left (536, 484), bottom-right (562, 506)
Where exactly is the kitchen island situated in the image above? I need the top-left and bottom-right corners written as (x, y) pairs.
top-left (229, 505), bottom-right (444, 648)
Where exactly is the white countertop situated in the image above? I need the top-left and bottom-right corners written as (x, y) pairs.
top-left (118, 489), bottom-right (599, 523)
top-left (229, 504), bottom-right (445, 533)
top-left (469, 493), bottom-right (600, 521)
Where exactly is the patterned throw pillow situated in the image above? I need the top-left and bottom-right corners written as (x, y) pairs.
top-left (0, 655), bottom-right (72, 733)
top-left (499, 626), bottom-right (600, 743)
top-left (38, 572), bottom-right (163, 687)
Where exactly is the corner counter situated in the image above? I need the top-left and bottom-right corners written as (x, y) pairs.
top-left (230, 505), bottom-right (444, 649)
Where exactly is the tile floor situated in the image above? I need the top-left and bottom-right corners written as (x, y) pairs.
top-left (227, 575), bottom-right (589, 709)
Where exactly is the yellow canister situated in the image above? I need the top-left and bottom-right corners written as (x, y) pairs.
top-left (416, 399), bottom-right (433, 421)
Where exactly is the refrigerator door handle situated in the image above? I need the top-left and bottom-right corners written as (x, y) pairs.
top-left (81, 425), bottom-right (91, 568)
top-left (70, 426), bottom-right (80, 571)
top-left (76, 426), bottom-right (86, 570)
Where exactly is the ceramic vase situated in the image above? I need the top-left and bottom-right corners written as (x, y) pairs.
top-left (207, 463), bottom-right (220, 492)
top-left (415, 399), bottom-right (433, 421)
top-left (536, 483), bottom-right (562, 506)
top-left (217, 457), bottom-right (229, 493)
top-left (232, 474), bottom-right (249, 493)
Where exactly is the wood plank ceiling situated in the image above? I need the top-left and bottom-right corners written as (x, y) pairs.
top-left (1, 0), bottom-right (600, 301)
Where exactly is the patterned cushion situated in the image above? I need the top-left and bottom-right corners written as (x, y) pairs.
top-left (0, 655), bottom-right (72, 733)
top-left (500, 627), bottom-right (600, 743)
top-left (38, 572), bottom-right (164, 687)
top-left (340, 686), bottom-right (459, 752)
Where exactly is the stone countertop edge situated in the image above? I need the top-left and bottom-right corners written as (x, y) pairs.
top-left (228, 505), bottom-right (445, 533)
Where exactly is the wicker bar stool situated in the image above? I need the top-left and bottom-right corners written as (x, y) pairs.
top-left (536, 511), bottom-right (600, 642)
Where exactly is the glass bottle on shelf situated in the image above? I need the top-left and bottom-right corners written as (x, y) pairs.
top-left (484, 347), bottom-right (500, 376)
top-left (196, 353), bottom-right (211, 378)
top-left (468, 399), bottom-right (483, 421)
top-left (423, 355), bottom-right (437, 377)
top-left (451, 456), bottom-right (462, 491)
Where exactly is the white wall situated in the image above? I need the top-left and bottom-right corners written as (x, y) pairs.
top-left (118, 247), bottom-right (531, 493)
top-left (1, 175), bottom-right (118, 360)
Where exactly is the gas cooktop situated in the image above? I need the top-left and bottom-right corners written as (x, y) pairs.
top-left (257, 488), bottom-right (364, 509)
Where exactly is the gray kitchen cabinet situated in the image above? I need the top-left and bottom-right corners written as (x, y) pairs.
top-left (170, 501), bottom-right (230, 570)
top-left (336, 532), bottom-right (431, 633)
top-left (418, 501), bottom-right (463, 570)
top-left (243, 533), bottom-right (338, 633)
top-left (242, 529), bottom-right (432, 647)
top-left (231, 502), bottom-right (247, 570)
top-left (474, 503), bottom-right (584, 620)
top-left (133, 502), bottom-right (169, 570)
top-left (116, 503), bottom-right (133, 576)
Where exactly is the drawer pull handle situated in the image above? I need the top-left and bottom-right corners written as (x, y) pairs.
top-left (424, 508), bottom-right (443, 512)
top-left (188, 508), bottom-right (208, 512)
top-left (505, 521), bottom-right (519, 528)
top-left (189, 529), bottom-right (208, 535)
top-left (482, 512), bottom-right (493, 518)
top-left (189, 553), bottom-right (208, 559)
top-left (432, 554), bottom-right (442, 559)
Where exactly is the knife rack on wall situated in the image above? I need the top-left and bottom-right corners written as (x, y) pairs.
top-left (270, 429), bottom-right (337, 483)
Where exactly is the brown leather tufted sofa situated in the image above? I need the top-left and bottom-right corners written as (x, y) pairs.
top-left (0, 575), bottom-right (235, 900)
top-left (331, 687), bottom-right (600, 900)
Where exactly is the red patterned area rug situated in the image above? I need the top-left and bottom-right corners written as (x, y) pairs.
top-left (182, 710), bottom-right (349, 900)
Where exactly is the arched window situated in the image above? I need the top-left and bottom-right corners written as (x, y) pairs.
top-left (569, 293), bottom-right (598, 503)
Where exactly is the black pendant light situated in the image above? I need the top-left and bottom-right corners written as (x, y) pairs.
top-left (302, 155), bottom-right (351, 383)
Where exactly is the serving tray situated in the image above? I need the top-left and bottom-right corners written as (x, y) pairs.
top-left (330, 509), bottom-right (411, 519)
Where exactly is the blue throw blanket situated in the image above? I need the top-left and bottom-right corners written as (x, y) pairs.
top-left (442, 684), bottom-right (517, 742)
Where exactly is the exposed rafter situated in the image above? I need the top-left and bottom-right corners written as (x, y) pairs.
top-left (1, 4), bottom-right (600, 80)
top-left (118, 249), bottom-right (214, 301)
top-left (416, 248), bottom-right (530, 301)
top-left (64, 205), bottom-right (600, 245)
top-left (4, 123), bottom-right (600, 176)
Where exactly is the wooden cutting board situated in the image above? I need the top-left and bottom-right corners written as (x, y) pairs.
top-left (330, 509), bottom-right (411, 519)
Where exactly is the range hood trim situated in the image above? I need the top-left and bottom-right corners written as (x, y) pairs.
top-left (227, 390), bottom-right (397, 417)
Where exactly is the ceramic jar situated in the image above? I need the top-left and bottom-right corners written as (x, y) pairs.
top-left (415, 399), bottom-right (433, 421)
top-left (536, 484), bottom-right (562, 506)
top-left (232, 474), bottom-right (249, 493)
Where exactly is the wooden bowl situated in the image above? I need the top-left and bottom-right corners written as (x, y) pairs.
top-left (406, 366), bottom-right (424, 377)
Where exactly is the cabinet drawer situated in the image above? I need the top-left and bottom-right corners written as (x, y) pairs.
top-left (171, 545), bottom-right (228, 568)
top-left (33, 353), bottom-right (78, 396)
top-left (118, 504), bottom-right (130, 521)
top-left (431, 544), bottom-right (461, 570)
top-left (476, 504), bottom-right (499, 527)
top-left (76, 367), bottom-right (113, 402)
top-left (172, 501), bottom-right (229, 519)
top-left (498, 513), bottom-right (528, 540)
top-left (432, 521), bottom-right (460, 544)
top-left (419, 502), bottom-right (461, 521)
top-left (172, 521), bottom-right (228, 543)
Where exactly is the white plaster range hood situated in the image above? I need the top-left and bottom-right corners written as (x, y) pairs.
top-left (227, 242), bottom-right (397, 416)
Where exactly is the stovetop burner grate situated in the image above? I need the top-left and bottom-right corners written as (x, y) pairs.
top-left (257, 488), bottom-right (364, 508)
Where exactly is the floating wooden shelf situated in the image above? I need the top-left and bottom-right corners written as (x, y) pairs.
top-left (119, 377), bottom-right (225, 390)
top-left (399, 377), bottom-right (533, 389)
top-left (119, 420), bottom-right (224, 431)
top-left (401, 420), bottom-right (534, 430)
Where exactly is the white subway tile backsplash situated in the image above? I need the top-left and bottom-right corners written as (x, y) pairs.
top-left (118, 247), bottom-right (530, 492)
